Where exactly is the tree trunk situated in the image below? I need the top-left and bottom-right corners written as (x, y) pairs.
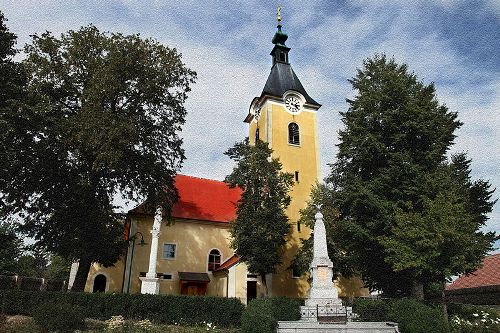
top-left (70, 256), bottom-right (92, 292)
top-left (411, 280), bottom-right (425, 300)
top-left (260, 273), bottom-right (269, 298)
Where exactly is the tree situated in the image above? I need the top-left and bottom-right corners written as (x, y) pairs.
top-left (0, 222), bottom-right (22, 274)
top-left (15, 246), bottom-right (49, 277)
top-left (0, 25), bottom-right (196, 291)
top-left (0, 11), bottom-right (25, 108)
top-left (0, 12), bottom-right (25, 276)
top-left (44, 255), bottom-right (71, 281)
top-left (225, 138), bottom-right (294, 295)
top-left (322, 55), bottom-right (496, 299)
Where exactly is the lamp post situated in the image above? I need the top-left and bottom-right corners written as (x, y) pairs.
top-left (126, 231), bottom-right (146, 293)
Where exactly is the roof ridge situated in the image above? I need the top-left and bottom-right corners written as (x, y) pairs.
top-left (177, 173), bottom-right (227, 184)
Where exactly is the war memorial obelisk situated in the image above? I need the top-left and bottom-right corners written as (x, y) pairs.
top-left (277, 207), bottom-right (399, 333)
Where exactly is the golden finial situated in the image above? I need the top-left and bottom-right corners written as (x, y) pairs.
top-left (277, 4), bottom-right (282, 24)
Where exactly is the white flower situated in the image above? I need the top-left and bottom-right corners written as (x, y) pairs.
top-left (473, 313), bottom-right (479, 317)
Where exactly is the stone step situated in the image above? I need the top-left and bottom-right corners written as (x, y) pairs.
top-left (277, 321), bottom-right (399, 333)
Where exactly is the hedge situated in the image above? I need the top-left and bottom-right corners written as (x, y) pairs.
top-left (0, 289), bottom-right (244, 327)
top-left (353, 298), bottom-right (449, 333)
top-left (353, 298), bottom-right (390, 321)
top-left (241, 297), bottom-right (301, 333)
top-left (388, 299), bottom-right (449, 333)
top-left (447, 302), bottom-right (500, 320)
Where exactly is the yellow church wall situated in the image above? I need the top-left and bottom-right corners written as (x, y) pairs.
top-left (234, 263), bottom-right (248, 303)
top-left (126, 215), bottom-right (233, 295)
top-left (85, 257), bottom-right (126, 293)
top-left (337, 276), bottom-right (371, 300)
top-left (256, 101), bottom-right (319, 298)
top-left (210, 274), bottom-right (228, 298)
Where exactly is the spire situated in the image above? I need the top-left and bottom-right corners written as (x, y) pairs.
top-left (272, 5), bottom-right (288, 47)
top-left (270, 5), bottom-right (290, 65)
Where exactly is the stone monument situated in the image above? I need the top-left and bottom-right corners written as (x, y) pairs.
top-left (277, 206), bottom-right (399, 333)
top-left (301, 206), bottom-right (349, 321)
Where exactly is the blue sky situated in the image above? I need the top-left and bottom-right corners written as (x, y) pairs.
top-left (2, 0), bottom-right (499, 249)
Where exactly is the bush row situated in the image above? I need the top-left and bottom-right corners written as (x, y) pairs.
top-left (241, 297), bottom-right (302, 333)
top-left (353, 298), bottom-right (449, 333)
top-left (0, 289), bottom-right (244, 327)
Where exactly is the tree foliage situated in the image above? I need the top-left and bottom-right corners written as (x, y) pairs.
top-left (0, 11), bottom-right (25, 109)
top-left (0, 222), bottom-right (22, 274)
top-left (225, 138), bottom-right (294, 292)
top-left (0, 23), bottom-right (196, 291)
top-left (301, 55), bottom-right (497, 299)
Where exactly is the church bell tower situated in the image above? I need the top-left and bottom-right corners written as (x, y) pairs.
top-left (244, 9), bottom-right (321, 298)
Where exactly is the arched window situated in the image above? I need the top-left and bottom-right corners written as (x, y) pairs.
top-left (208, 249), bottom-right (221, 271)
top-left (255, 128), bottom-right (260, 142)
top-left (288, 123), bottom-right (300, 145)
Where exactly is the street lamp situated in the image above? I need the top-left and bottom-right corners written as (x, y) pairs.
top-left (126, 231), bottom-right (146, 293)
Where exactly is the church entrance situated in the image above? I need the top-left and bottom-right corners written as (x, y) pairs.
top-left (246, 280), bottom-right (257, 304)
top-left (93, 274), bottom-right (106, 293)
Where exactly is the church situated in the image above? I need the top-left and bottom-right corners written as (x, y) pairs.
top-left (75, 15), bottom-right (369, 304)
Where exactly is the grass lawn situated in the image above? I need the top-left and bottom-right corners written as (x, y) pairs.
top-left (0, 315), bottom-right (241, 333)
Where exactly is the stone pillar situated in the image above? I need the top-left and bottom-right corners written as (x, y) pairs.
top-left (140, 207), bottom-right (162, 294)
top-left (68, 262), bottom-right (79, 290)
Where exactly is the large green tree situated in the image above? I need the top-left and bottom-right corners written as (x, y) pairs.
top-left (0, 12), bottom-right (26, 276)
top-left (319, 55), bottom-right (496, 299)
top-left (225, 138), bottom-right (294, 295)
top-left (0, 24), bottom-right (196, 291)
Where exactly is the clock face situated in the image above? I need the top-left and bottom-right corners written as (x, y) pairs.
top-left (285, 96), bottom-right (301, 113)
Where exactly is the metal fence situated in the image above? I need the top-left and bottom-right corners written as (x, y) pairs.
top-left (301, 304), bottom-right (349, 323)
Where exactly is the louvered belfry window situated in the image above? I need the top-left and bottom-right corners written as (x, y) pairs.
top-left (288, 123), bottom-right (300, 145)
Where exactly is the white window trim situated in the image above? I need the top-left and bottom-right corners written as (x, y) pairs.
top-left (207, 248), bottom-right (223, 272)
top-left (161, 242), bottom-right (177, 260)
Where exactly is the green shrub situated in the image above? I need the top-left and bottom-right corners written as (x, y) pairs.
top-left (267, 297), bottom-right (301, 321)
top-left (0, 275), bottom-right (17, 290)
top-left (388, 298), bottom-right (449, 333)
top-left (241, 299), bottom-right (276, 333)
top-left (32, 302), bottom-right (85, 333)
top-left (448, 303), bottom-right (499, 320)
top-left (241, 297), bottom-right (301, 333)
top-left (0, 289), bottom-right (244, 327)
top-left (352, 298), bottom-right (390, 321)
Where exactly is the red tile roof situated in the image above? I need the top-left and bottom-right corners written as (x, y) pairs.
top-left (131, 174), bottom-right (241, 223)
top-left (214, 255), bottom-right (240, 272)
top-left (446, 254), bottom-right (500, 290)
